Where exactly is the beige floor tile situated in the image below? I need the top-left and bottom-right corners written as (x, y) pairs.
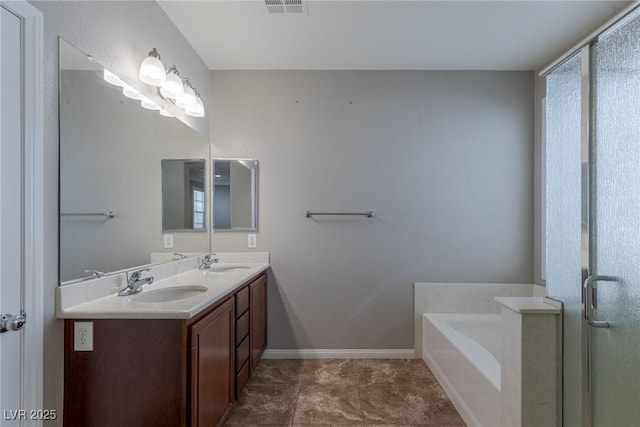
top-left (301, 359), bottom-right (357, 385)
top-left (292, 383), bottom-right (363, 424)
top-left (225, 425), bottom-right (290, 427)
top-left (291, 425), bottom-right (364, 427)
top-left (225, 359), bottom-right (464, 427)
top-left (364, 425), bottom-right (465, 427)
top-left (426, 383), bottom-right (466, 425)
top-left (359, 383), bottom-right (463, 425)
top-left (226, 383), bottom-right (300, 424)
top-left (250, 359), bottom-right (306, 384)
top-left (356, 359), bottom-right (414, 385)
top-left (404, 359), bottom-right (439, 384)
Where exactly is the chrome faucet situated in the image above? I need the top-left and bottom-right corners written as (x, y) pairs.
top-left (173, 252), bottom-right (188, 260)
top-left (118, 268), bottom-right (154, 296)
top-left (199, 254), bottom-right (219, 270)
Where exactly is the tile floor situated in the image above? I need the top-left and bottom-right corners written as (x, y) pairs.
top-left (225, 359), bottom-right (466, 426)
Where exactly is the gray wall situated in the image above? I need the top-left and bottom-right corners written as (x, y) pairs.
top-left (210, 70), bottom-right (534, 349)
top-left (29, 1), bottom-right (210, 424)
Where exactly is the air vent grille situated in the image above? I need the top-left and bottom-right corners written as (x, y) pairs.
top-left (265, 0), bottom-right (306, 14)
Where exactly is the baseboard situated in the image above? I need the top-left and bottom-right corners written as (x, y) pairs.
top-left (262, 349), bottom-right (416, 359)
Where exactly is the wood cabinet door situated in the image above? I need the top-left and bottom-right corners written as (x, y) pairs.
top-left (190, 298), bottom-right (235, 427)
top-left (250, 274), bottom-right (267, 369)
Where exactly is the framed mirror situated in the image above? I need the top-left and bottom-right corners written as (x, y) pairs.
top-left (59, 38), bottom-right (211, 283)
top-left (162, 159), bottom-right (206, 231)
top-left (213, 159), bottom-right (258, 230)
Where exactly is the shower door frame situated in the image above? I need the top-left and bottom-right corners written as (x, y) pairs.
top-left (579, 44), bottom-right (591, 427)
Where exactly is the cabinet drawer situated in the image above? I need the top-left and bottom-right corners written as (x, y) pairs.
top-left (236, 336), bottom-right (250, 372)
top-left (235, 286), bottom-right (249, 318)
top-left (236, 311), bottom-right (249, 346)
top-left (235, 360), bottom-right (250, 399)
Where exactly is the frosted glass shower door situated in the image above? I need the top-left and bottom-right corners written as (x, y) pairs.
top-left (590, 14), bottom-right (640, 427)
top-left (545, 52), bottom-right (583, 427)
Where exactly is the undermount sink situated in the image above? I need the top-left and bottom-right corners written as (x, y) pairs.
top-left (131, 286), bottom-right (208, 303)
top-left (206, 265), bottom-right (251, 273)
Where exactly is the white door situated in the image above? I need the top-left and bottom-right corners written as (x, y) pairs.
top-left (0, 1), bottom-right (44, 425)
top-left (1, 4), bottom-right (27, 424)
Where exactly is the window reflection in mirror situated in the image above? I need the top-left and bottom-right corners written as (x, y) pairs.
top-left (162, 159), bottom-right (206, 230)
top-left (213, 159), bottom-right (258, 230)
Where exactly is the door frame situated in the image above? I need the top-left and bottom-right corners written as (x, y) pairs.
top-left (579, 42), bottom-right (592, 427)
top-left (0, 0), bottom-right (44, 419)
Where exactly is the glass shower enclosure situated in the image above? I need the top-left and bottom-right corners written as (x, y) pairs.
top-left (545, 8), bottom-right (640, 427)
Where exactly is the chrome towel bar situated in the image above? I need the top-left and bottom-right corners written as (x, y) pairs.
top-left (61, 210), bottom-right (116, 219)
top-left (305, 210), bottom-right (374, 218)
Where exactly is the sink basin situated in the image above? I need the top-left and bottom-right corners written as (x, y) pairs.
top-left (131, 286), bottom-right (208, 303)
top-left (206, 265), bottom-right (251, 273)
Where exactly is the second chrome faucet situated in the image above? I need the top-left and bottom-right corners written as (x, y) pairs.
top-left (199, 254), bottom-right (219, 270)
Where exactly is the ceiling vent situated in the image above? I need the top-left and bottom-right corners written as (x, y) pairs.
top-left (265, 0), bottom-right (306, 14)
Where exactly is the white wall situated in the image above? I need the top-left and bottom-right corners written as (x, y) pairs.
top-left (210, 70), bottom-right (534, 350)
top-left (29, 2), bottom-right (210, 423)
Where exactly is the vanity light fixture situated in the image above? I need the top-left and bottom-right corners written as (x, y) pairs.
top-left (103, 67), bottom-right (173, 118)
top-left (122, 83), bottom-right (142, 101)
top-left (139, 48), bottom-right (206, 118)
top-left (139, 48), bottom-right (166, 86)
top-left (140, 95), bottom-right (161, 111)
top-left (185, 89), bottom-right (205, 117)
top-left (103, 69), bottom-right (124, 87)
top-left (160, 66), bottom-right (184, 99)
top-left (176, 78), bottom-right (197, 110)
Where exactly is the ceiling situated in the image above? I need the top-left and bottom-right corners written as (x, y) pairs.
top-left (159, 0), bottom-right (627, 71)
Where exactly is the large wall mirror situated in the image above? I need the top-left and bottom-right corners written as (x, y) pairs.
top-left (213, 159), bottom-right (258, 230)
top-left (59, 39), bottom-right (210, 283)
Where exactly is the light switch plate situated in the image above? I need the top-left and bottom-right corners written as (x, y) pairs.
top-left (163, 234), bottom-right (174, 249)
top-left (74, 321), bottom-right (93, 351)
top-left (248, 234), bottom-right (257, 248)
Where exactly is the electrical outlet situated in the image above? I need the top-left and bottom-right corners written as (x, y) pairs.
top-left (74, 321), bottom-right (93, 351)
top-left (163, 234), bottom-right (174, 249)
top-left (248, 234), bottom-right (257, 248)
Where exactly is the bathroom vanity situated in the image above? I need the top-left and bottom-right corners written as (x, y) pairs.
top-left (58, 255), bottom-right (269, 427)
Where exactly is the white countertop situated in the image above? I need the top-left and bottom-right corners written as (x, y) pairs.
top-left (56, 253), bottom-right (270, 319)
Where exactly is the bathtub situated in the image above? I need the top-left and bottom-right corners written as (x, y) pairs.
top-left (422, 313), bottom-right (501, 427)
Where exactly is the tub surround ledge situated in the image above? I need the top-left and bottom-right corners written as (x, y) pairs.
top-left (495, 296), bottom-right (561, 314)
top-left (498, 296), bottom-right (560, 427)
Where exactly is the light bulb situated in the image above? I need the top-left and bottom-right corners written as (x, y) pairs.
top-left (103, 69), bottom-right (124, 87)
top-left (122, 83), bottom-right (142, 100)
top-left (176, 84), bottom-right (196, 109)
top-left (185, 96), bottom-right (205, 117)
top-left (139, 48), bottom-right (166, 87)
top-left (160, 67), bottom-right (184, 99)
top-left (140, 95), bottom-right (161, 111)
